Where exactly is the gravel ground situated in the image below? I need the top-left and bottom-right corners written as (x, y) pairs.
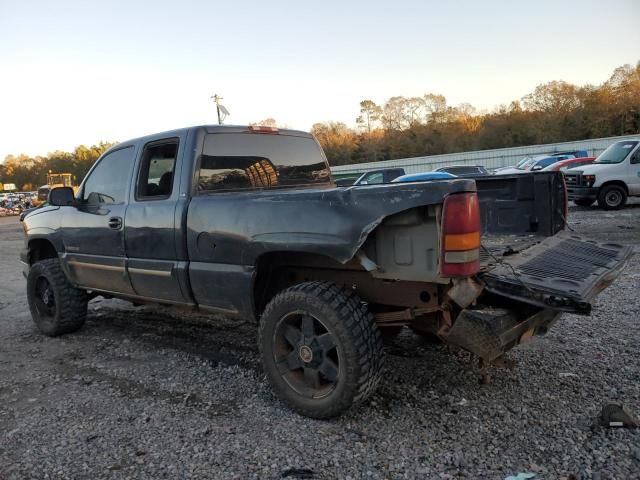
top-left (1, 201), bottom-right (639, 480)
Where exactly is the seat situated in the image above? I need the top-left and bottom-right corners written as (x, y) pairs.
top-left (158, 171), bottom-right (173, 196)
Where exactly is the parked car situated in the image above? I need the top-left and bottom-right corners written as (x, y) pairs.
top-left (337, 168), bottom-right (406, 186)
top-left (334, 177), bottom-right (359, 186)
top-left (565, 140), bottom-right (640, 209)
top-left (434, 165), bottom-right (489, 177)
top-left (540, 157), bottom-right (595, 172)
top-left (392, 171), bottom-right (456, 182)
top-left (552, 150), bottom-right (590, 159)
top-left (21, 125), bottom-right (631, 418)
top-left (495, 150), bottom-right (590, 175)
top-left (495, 154), bottom-right (572, 175)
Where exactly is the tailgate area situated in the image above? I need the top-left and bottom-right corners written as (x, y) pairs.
top-left (479, 231), bottom-right (632, 314)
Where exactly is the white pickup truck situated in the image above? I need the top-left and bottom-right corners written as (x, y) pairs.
top-left (565, 139), bottom-right (640, 209)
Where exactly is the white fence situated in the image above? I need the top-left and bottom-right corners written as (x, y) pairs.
top-left (330, 134), bottom-right (640, 177)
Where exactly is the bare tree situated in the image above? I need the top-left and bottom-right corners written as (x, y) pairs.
top-left (423, 93), bottom-right (447, 123)
top-left (356, 100), bottom-right (382, 136)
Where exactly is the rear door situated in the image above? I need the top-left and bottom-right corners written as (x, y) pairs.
top-left (124, 136), bottom-right (191, 303)
top-left (61, 145), bottom-right (137, 294)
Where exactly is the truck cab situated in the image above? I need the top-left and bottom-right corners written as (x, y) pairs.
top-left (565, 139), bottom-right (640, 209)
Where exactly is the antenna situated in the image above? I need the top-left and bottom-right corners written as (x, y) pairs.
top-left (210, 93), bottom-right (230, 125)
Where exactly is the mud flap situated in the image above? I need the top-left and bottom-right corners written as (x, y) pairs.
top-left (479, 231), bottom-right (632, 315)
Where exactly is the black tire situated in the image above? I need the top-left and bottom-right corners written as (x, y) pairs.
top-left (574, 198), bottom-right (595, 207)
top-left (597, 185), bottom-right (627, 210)
top-left (379, 325), bottom-right (403, 339)
top-left (27, 258), bottom-right (88, 336)
top-left (258, 281), bottom-right (383, 418)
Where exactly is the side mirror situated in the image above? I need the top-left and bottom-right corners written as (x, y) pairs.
top-left (48, 187), bottom-right (76, 206)
top-left (631, 152), bottom-right (640, 164)
top-left (531, 165), bottom-right (542, 171)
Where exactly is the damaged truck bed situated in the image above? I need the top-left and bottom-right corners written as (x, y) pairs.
top-left (440, 174), bottom-right (633, 361)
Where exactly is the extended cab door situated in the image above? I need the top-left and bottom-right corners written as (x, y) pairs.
top-left (124, 137), bottom-right (191, 303)
top-left (61, 145), bottom-right (136, 294)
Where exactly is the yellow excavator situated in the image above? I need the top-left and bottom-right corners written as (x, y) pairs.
top-left (33, 172), bottom-right (77, 207)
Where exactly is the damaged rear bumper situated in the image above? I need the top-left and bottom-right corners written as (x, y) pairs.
top-left (441, 232), bottom-right (632, 361)
top-left (442, 307), bottom-right (561, 361)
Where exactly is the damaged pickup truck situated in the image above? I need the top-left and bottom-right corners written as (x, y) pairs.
top-left (21, 125), bottom-right (632, 418)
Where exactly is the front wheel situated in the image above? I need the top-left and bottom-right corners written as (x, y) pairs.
top-left (597, 185), bottom-right (627, 210)
top-left (27, 258), bottom-right (88, 336)
top-left (258, 281), bottom-right (383, 418)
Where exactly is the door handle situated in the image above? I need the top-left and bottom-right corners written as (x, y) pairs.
top-left (108, 216), bottom-right (123, 230)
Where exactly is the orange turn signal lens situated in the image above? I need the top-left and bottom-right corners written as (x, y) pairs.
top-left (444, 231), bottom-right (481, 251)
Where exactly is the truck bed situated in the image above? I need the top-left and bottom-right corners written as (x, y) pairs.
top-left (480, 234), bottom-right (545, 267)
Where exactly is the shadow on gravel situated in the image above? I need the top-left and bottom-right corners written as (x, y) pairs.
top-left (51, 349), bottom-right (238, 418)
top-left (73, 300), bottom-right (479, 413)
top-left (81, 302), bottom-right (260, 371)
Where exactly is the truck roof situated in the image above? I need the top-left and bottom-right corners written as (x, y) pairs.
top-left (112, 125), bottom-right (314, 151)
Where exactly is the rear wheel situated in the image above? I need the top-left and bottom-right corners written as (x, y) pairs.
top-left (258, 281), bottom-right (383, 418)
top-left (597, 185), bottom-right (627, 210)
top-left (27, 258), bottom-right (88, 336)
top-left (574, 198), bottom-right (594, 207)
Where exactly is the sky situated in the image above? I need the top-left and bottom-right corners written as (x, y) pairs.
top-left (1, 0), bottom-right (639, 161)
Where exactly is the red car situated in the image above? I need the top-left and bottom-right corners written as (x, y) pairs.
top-left (541, 156), bottom-right (595, 172)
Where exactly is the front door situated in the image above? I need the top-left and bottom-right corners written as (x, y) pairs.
top-left (61, 145), bottom-right (137, 294)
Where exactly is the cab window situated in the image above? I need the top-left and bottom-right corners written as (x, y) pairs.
top-left (198, 133), bottom-right (330, 192)
top-left (361, 172), bottom-right (384, 184)
top-left (136, 141), bottom-right (178, 199)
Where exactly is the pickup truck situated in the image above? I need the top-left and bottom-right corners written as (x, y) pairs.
top-left (21, 125), bottom-right (632, 418)
top-left (565, 139), bottom-right (640, 209)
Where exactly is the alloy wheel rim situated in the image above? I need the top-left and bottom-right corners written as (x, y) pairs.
top-left (272, 311), bottom-right (340, 399)
top-left (34, 276), bottom-right (56, 318)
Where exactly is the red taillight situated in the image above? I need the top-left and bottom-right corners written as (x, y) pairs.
top-left (441, 192), bottom-right (481, 277)
top-left (248, 125), bottom-right (279, 134)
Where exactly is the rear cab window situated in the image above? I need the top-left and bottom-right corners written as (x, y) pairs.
top-left (136, 141), bottom-right (178, 200)
top-left (197, 132), bottom-right (331, 193)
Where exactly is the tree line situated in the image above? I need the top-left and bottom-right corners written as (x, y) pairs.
top-left (1, 62), bottom-right (638, 190)
top-left (312, 62), bottom-right (640, 165)
top-left (1, 143), bottom-right (115, 191)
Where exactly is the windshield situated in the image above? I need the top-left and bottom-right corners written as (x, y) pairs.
top-left (594, 141), bottom-right (639, 164)
top-left (516, 156), bottom-right (532, 168)
top-left (535, 156), bottom-right (566, 169)
top-left (519, 158), bottom-right (538, 170)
